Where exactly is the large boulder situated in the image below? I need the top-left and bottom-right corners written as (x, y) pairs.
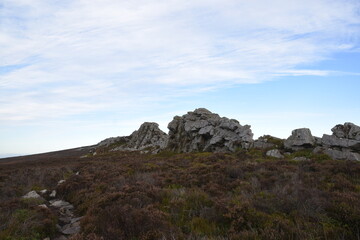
top-left (331, 122), bottom-right (360, 140)
top-left (167, 108), bottom-right (253, 153)
top-left (284, 128), bottom-right (315, 151)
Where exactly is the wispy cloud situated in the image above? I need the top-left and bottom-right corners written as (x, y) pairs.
top-left (1, 0), bottom-right (360, 122)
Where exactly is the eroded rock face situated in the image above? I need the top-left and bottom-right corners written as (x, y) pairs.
top-left (110, 122), bottom-right (168, 153)
top-left (284, 128), bottom-right (315, 151)
top-left (167, 108), bottom-right (254, 153)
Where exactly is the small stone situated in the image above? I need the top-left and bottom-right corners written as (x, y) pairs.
top-left (38, 204), bottom-right (48, 209)
top-left (22, 191), bottom-right (42, 199)
top-left (50, 200), bottom-right (73, 209)
top-left (50, 190), bottom-right (56, 198)
top-left (293, 157), bottom-right (310, 161)
top-left (266, 149), bottom-right (284, 158)
top-left (39, 189), bottom-right (48, 194)
top-left (58, 180), bottom-right (65, 185)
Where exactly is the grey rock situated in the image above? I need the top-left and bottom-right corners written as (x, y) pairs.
top-left (322, 134), bottom-right (360, 151)
top-left (253, 135), bottom-right (282, 149)
top-left (39, 189), bottom-right (48, 194)
top-left (293, 157), bottom-right (310, 161)
top-left (38, 204), bottom-right (48, 209)
top-left (324, 148), bottom-right (360, 161)
top-left (331, 122), bottom-right (360, 140)
top-left (22, 191), bottom-right (42, 199)
top-left (266, 149), bottom-right (284, 158)
top-left (50, 200), bottom-right (73, 209)
top-left (99, 122), bottom-right (168, 154)
top-left (60, 221), bottom-right (81, 235)
top-left (167, 108), bottom-right (253, 153)
top-left (58, 180), bottom-right (65, 185)
top-left (126, 122), bottom-right (168, 151)
top-left (284, 128), bottom-right (315, 150)
top-left (50, 190), bottom-right (56, 198)
top-left (97, 136), bottom-right (129, 148)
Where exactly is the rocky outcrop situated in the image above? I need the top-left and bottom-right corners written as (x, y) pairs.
top-left (314, 122), bottom-right (360, 161)
top-left (284, 128), bottom-right (315, 151)
top-left (96, 122), bottom-right (168, 154)
top-left (167, 108), bottom-right (253, 153)
top-left (126, 122), bottom-right (168, 150)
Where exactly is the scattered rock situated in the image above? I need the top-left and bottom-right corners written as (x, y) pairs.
top-left (40, 189), bottom-right (48, 194)
top-left (167, 108), bottom-right (254, 153)
top-left (58, 180), bottom-right (65, 185)
top-left (284, 128), bottom-right (315, 151)
top-left (266, 149), bottom-right (284, 158)
top-left (50, 190), bottom-right (57, 198)
top-left (38, 204), bottom-right (48, 209)
top-left (22, 191), bottom-right (42, 199)
top-left (322, 134), bottom-right (360, 151)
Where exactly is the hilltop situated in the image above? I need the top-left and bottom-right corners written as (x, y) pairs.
top-left (0, 109), bottom-right (359, 240)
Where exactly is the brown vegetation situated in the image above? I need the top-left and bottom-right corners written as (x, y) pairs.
top-left (0, 149), bottom-right (360, 239)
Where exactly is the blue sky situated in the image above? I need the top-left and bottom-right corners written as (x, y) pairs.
top-left (1, 0), bottom-right (360, 157)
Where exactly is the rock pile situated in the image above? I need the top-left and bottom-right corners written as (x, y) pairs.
top-left (315, 122), bottom-right (360, 161)
top-left (22, 178), bottom-right (82, 240)
top-left (167, 108), bottom-right (253, 152)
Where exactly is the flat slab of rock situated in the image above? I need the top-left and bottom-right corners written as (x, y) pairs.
top-left (50, 200), bottom-right (74, 209)
top-left (60, 221), bottom-right (81, 235)
top-left (322, 134), bottom-right (360, 151)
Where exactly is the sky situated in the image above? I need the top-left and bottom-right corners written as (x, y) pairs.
top-left (1, 0), bottom-right (360, 157)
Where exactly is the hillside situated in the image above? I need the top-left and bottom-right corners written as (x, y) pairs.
top-left (1, 109), bottom-right (360, 240)
top-left (1, 148), bottom-right (360, 240)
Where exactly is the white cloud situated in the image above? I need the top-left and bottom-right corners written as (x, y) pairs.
top-left (0, 0), bottom-right (359, 122)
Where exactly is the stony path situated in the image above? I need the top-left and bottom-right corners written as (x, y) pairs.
top-left (23, 177), bottom-right (83, 240)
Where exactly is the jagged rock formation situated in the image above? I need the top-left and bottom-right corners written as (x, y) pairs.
top-left (314, 122), bottom-right (360, 161)
top-left (167, 108), bottom-right (253, 153)
top-left (96, 122), bottom-right (168, 154)
top-left (92, 108), bottom-right (359, 161)
top-left (284, 128), bottom-right (315, 151)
